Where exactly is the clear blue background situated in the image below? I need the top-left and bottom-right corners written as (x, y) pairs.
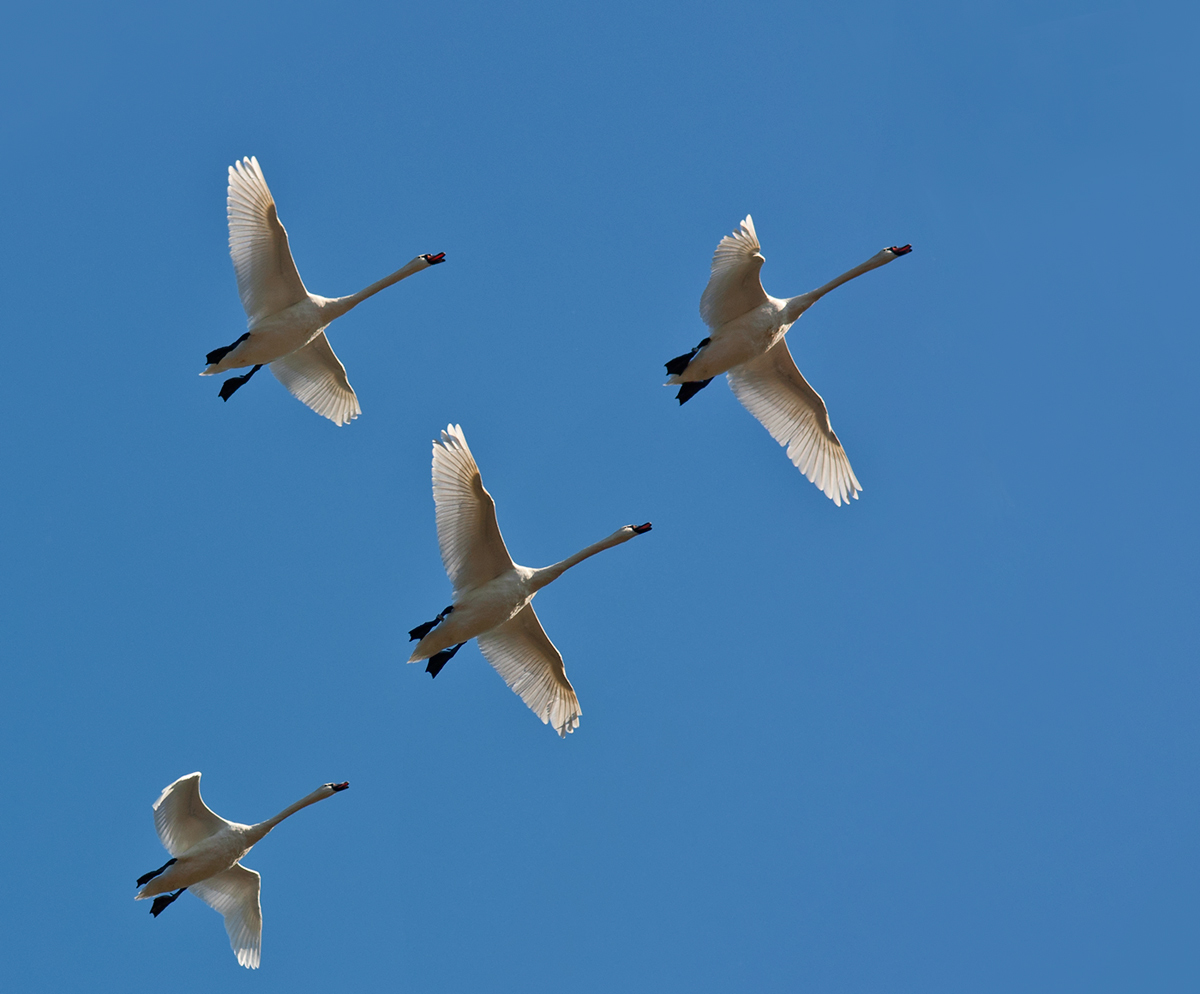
top-left (1, 2), bottom-right (1196, 991)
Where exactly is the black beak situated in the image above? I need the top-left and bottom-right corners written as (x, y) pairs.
top-left (631, 522), bottom-right (652, 534)
top-left (423, 252), bottom-right (446, 265)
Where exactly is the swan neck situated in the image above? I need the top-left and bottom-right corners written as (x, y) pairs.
top-left (529, 529), bottom-right (633, 592)
top-left (326, 256), bottom-right (426, 319)
top-left (789, 250), bottom-right (896, 317)
top-left (248, 788), bottom-right (329, 840)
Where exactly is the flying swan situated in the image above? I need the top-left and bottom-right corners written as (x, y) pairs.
top-left (201, 156), bottom-right (445, 424)
top-left (407, 424), bottom-right (652, 736)
top-left (135, 772), bottom-right (349, 969)
top-left (666, 215), bottom-right (911, 504)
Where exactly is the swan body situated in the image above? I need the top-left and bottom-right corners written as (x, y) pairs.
top-left (201, 156), bottom-right (444, 425)
top-left (136, 772), bottom-right (349, 969)
top-left (666, 215), bottom-right (910, 504)
top-left (408, 424), bottom-right (652, 736)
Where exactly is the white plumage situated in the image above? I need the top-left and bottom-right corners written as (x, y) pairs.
top-left (202, 156), bottom-right (444, 424)
top-left (409, 425), bottom-right (652, 736)
top-left (136, 772), bottom-right (349, 969)
top-left (668, 215), bottom-right (911, 504)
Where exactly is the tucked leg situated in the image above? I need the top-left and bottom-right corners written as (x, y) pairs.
top-left (409, 605), bottom-right (454, 642)
top-left (150, 888), bottom-right (187, 917)
top-left (426, 642), bottom-right (465, 678)
top-left (219, 364), bottom-right (264, 401)
top-left (136, 858), bottom-right (177, 888)
top-left (664, 337), bottom-right (711, 376)
top-left (206, 332), bottom-right (250, 366)
top-left (676, 378), bottom-right (713, 404)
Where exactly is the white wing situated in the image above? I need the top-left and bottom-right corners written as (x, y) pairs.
top-left (477, 603), bottom-right (581, 737)
top-left (699, 215), bottom-right (769, 329)
top-left (432, 425), bottom-right (516, 594)
top-left (190, 864), bottom-right (263, 970)
top-left (269, 331), bottom-right (361, 426)
top-left (152, 773), bottom-right (231, 858)
top-left (727, 339), bottom-right (863, 505)
top-left (227, 156), bottom-right (309, 323)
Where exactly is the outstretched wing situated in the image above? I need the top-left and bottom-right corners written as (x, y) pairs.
top-left (190, 864), bottom-right (263, 970)
top-left (699, 215), bottom-right (769, 329)
top-left (227, 156), bottom-right (309, 323)
top-left (432, 424), bottom-right (516, 594)
top-left (269, 331), bottom-right (361, 426)
top-left (152, 773), bottom-right (231, 857)
top-left (727, 339), bottom-right (862, 506)
top-left (477, 603), bottom-right (581, 737)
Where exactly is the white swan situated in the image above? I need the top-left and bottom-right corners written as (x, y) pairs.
top-left (201, 156), bottom-right (445, 424)
top-left (665, 216), bottom-right (911, 504)
top-left (135, 772), bottom-right (349, 969)
top-left (407, 425), bottom-right (652, 736)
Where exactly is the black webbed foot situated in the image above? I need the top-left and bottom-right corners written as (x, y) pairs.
top-left (664, 338), bottom-right (711, 376)
top-left (137, 858), bottom-right (177, 888)
top-left (150, 888), bottom-right (187, 917)
top-left (409, 605), bottom-right (454, 642)
top-left (206, 333), bottom-right (250, 366)
top-left (219, 364), bottom-right (264, 402)
top-left (426, 642), bottom-right (465, 678)
top-left (676, 378), bottom-right (713, 404)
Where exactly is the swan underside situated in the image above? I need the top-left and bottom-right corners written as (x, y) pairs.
top-left (408, 605), bottom-right (454, 643)
top-left (206, 332), bottom-right (250, 367)
top-left (150, 888), bottom-right (187, 917)
top-left (426, 641), bottom-right (465, 678)
top-left (136, 858), bottom-right (176, 888)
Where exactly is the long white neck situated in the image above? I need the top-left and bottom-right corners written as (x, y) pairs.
top-left (783, 248), bottom-right (902, 323)
top-left (245, 786), bottom-right (332, 844)
top-left (323, 255), bottom-right (431, 321)
top-left (529, 528), bottom-right (639, 593)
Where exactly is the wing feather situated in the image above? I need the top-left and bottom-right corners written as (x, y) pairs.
top-left (699, 215), bottom-right (769, 329)
top-left (432, 425), bottom-right (516, 594)
top-left (727, 340), bottom-right (863, 505)
top-left (190, 864), bottom-right (263, 970)
top-left (476, 603), bottom-right (581, 737)
top-left (152, 773), bottom-right (230, 858)
top-left (227, 156), bottom-right (309, 323)
top-left (269, 331), bottom-right (361, 426)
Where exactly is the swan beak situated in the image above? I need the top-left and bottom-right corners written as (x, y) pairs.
top-left (888, 244), bottom-right (912, 256)
top-left (330, 782), bottom-right (350, 792)
top-left (631, 522), bottom-right (652, 534)
top-left (423, 252), bottom-right (446, 265)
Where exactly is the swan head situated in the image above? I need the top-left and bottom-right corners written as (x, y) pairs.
top-left (323, 781), bottom-right (351, 794)
top-left (887, 244), bottom-right (912, 256)
top-left (629, 522), bottom-right (652, 535)
top-left (422, 253), bottom-right (446, 266)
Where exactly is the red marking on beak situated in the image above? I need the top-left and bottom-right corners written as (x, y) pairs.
top-left (424, 252), bottom-right (446, 264)
top-left (889, 244), bottom-right (912, 256)
top-left (331, 781), bottom-right (350, 792)
top-left (632, 522), bottom-right (652, 534)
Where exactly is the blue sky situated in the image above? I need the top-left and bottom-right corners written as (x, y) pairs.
top-left (1, 2), bottom-right (1197, 991)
